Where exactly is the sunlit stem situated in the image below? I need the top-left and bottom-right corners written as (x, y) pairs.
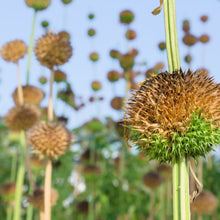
top-left (17, 63), bottom-right (24, 105)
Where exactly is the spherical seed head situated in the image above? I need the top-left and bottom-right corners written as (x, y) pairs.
top-left (110, 49), bottom-right (120, 59)
top-left (28, 187), bottom-right (58, 211)
top-left (41, 20), bottom-right (49, 28)
top-left (157, 164), bottom-right (172, 181)
top-left (27, 121), bottom-right (73, 159)
top-left (200, 15), bottom-right (208, 23)
top-left (25, 0), bottom-right (50, 10)
top-left (120, 10), bottom-right (134, 24)
top-left (183, 34), bottom-right (198, 46)
top-left (5, 104), bottom-right (41, 131)
top-left (125, 30), bottom-right (136, 40)
top-left (88, 28), bottom-right (96, 37)
top-left (184, 54), bottom-right (192, 64)
top-left (111, 97), bottom-right (124, 110)
top-left (129, 48), bottom-right (139, 57)
top-left (1, 40), bottom-right (27, 64)
top-left (91, 81), bottom-right (102, 91)
top-left (12, 85), bottom-right (45, 105)
top-left (76, 200), bottom-right (89, 214)
top-left (119, 54), bottom-right (134, 70)
top-left (88, 13), bottom-right (95, 20)
top-left (199, 34), bottom-right (210, 44)
top-left (34, 32), bottom-right (72, 69)
top-left (191, 191), bottom-right (217, 215)
top-left (39, 76), bottom-right (47, 84)
top-left (124, 69), bottom-right (220, 163)
top-left (182, 20), bottom-right (190, 33)
top-left (107, 70), bottom-right (120, 82)
top-left (58, 31), bottom-right (71, 40)
top-left (89, 52), bottom-right (99, 62)
top-left (62, 0), bottom-right (72, 4)
top-left (158, 42), bottom-right (166, 51)
top-left (54, 70), bottom-right (67, 83)
top-left (142, 171), bottom-right (164, 189)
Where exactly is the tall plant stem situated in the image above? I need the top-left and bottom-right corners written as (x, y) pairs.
top-left (148, 190), bottom-right (155, 220)
top-left (13, 130), bottom-right (26, 220)
top-left (17, 63), bottom-right (24, 105)
top-left (26, 10), bottom-right (37, 85)
top-left (172, 156), bottom-right (190, 220)
top-left (48, 69), bottom-right (54, 122)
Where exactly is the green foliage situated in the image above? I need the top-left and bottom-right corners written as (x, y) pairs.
top-left (130, 111), bottom-right (220, 163)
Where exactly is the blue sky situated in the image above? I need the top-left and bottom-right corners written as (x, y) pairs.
top-left (0, 0), bottom-right (220, 128)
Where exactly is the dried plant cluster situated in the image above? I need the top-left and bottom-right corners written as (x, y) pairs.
top-left (124, 69), bottom-right (220, 163)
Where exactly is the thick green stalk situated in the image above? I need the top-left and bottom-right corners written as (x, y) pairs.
top-left (26, 10), bottom-right (37, 85)
top-left (13, 130), bottom-right (26, 220)
top-left (7, 206), bottom-right (12, 220)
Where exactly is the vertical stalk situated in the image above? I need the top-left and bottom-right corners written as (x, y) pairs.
top-left (26, 10), bottom-right (37, 85)
top-left (148, 190), bottom-right (155, 220)
top-left (17, 63), bottom-right (24, 105)
top-left (13, 130), bottom-right (26, 220)
top-left (6, 206), bottom-right (12, 220)
top-left (48, 69), bottom-right (54, 122)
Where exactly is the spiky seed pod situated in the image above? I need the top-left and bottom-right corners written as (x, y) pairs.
top-left (88, 28), bottom-right (96, 37)
top-left (76, 201), bottom-right (89, 214)
top-left (183, 34), bottom-right (198, 46)
top-left (39, 76), bottom-right (47, 84)
top-left (142, 171), bottom-right (164, 189)
top-left (124, 69), bottom-right (220, 163)
top-left (125, 30), bottom-right (136, 40)
top-left (35, 32), bottom-right (72, 69)
top-left (80, 148), bottom-right (98, 162)
top-left (200, 15), bottom-right (208, 23)
top-left (58, 31), bottom-right (71, 40)
top-left (82, 165), bottom-right (101, 175)
top-left (120, 10), bottom-right (134, 24)
top-left (110, 50), bottom-right (120, 59)
top-left (199, 34), bottom-right (210, 44)
top-left (0, 182), bottom-right (16, 202)
top-left (191, 191), bottom-right (217, 215)
top-left (41, 20), bottom-right (49, 28)
top-left (12, 85), bottom-right (45, 105)
top-left (158, 42), bottom-right (166, 51)
top-left (89, 52), bottom-right (99, 62)
top-left (27, 121), bottom-right (73, 159)
top-left (28, 187), bottom-right (58, 211)
top-left (5, 104), bottom-right (41, 131)
top-left (157, 164), bottom-right (172, 181)
top-left (145, 68), bottom-right (157, 78)
top-left (111, 97), bottom-right (124, 110)
top-left (25, 0), bottom-right (50, 10)
top-left (91, 81), bottom-right (102, 91)
top-left (130, 81), bottom-right (139, 90)
top-left (54, 70), bottom-right (67, 83)
top-left (197, 68), bottom-right (209, 77)
top-left (119, 54), bottom-right (134, 70)
top-left (1, 40), bottom-right (27, 63)
top-left (107, 70), bottom-right (121, 82)
top-left (182, 20), bottom-right (190, 33)
top-left (184, 54), bottom-right (192, 64)
top-left (62, 0), bottom-right (72, 4)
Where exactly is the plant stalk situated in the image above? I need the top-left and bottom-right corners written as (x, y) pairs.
top-left (17, 63), bottom-right (24, 105)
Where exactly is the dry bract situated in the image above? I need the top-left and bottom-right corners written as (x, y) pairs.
top-left (27, 121), bottom-right (73, 159)
top-left (12, 85), bottom-right (45, 105)
top-left (1, 40), bottom-right (27, 63)
top-left (5, 104), bottom-right (41, 131)
top-left (35, 32), bottom-right (72, 69)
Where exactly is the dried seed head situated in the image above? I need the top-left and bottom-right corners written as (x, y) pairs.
top-left (88, 13), bottom-right (95, 20)
top-left (199, 34), bottom-right (210, 44)
top-left (89, 52), bottom-right (99, 62)
top-left (191, 191), bottom-right (217, 215)
top-left (41, 20), bottom-right (49, 28)
top-left (142, 171), bottom-right (164, 189)
top-left (12, 85), bottom-right (45, 105)
top-left (28, 187), bottom-right (58, 211)
top-left (107, 70), bottom-right (121, 82)
top-left (125, 30), bottom-right (136, 40)
top-left (35, 32), bottom-right (72, 69)
top-left (39, 76), bottom-right (47, 84)
top-left (62, 0), bottom-right (72, 4)
top-left (5, 104), bottom-right (41, 131)
top-left (1, 40), bottom-right (27, 63)
top-left (88, 28), bottom-right (96, 37)
top-left (91, 81), bottom-right (102, 91)
top-left (124, 69), bottom-right (220, 163)
top-left (120, 10), bottom-right (134, 24)
top-left (182, 20), bottom-right (190, 33)
top-left (184, 54), bottom-right (192, 64)
top-left (111, 97), bottom-right (124, 110)
top-left (200, 15), bottom-right (208, 23)
top-left (183, 34), bottom-right (198, 46)
top-left (54, 70), bottom-right (67, 83)
top-left (25, 0), bottom-right (50, 10)
top-left (27, 121), bottom-right (73, 159)
top-left (76, 200), bottom-right (89, 214)
top-left (110, 49), bottom-right (120, 59)
top-left (58, 31), bottom-right (71, 40)
top-left (158, 42), bottom-right (166, 51)
top-left (119, 54), bottom-right (134, 70)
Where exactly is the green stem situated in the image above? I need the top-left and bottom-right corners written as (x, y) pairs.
top-left (172, 156), bottom-right (190, 220)
top-left (26, 10), bottom-right (37, 85)
top-left (7, 205), bottom-right (12, 220)
top-left (10, 149), bottom-right (17, 182)
top-left (26, 205), bottom-right (34, 220)
top-left (13, 130), bottom-right (26, 220)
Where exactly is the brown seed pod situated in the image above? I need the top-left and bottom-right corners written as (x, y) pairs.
top-left (158, 42), bottom-right (166, 51)
top-left (182, 20), bottom-right (190, 33)
top-left (119, 54), bottom-right (134, 70)
top-left (154, 62), bottom-right (165, 70)
top-left (200, 15), bottom-right (208, 23)
top-left (12, 85), bottom-right (45, 106)
top-left (54, 70), bottom-right (67, 83)
top-left (199, 34), bottom-right (210, 44)
top-left (142, 171), bottom-right (164, 189)
top-left (39, 76), bottom-right (47, 85)
top-left (58, 31), bottom-right (71, 40)
top-left (27, 121), bottom-right (73, 159)
top-left (110, 97), bottom-right (124, 110)
top-left (120, 10), bottom-right (134, 24)
top-left (80, 148), bottom-right (98, 162)
top-left (76, 200), bottom-right (89, 214)
top-left (157, 164), bottom-right (172, 181)
top-left (89, 52), bottom-right (99, 62)
top-left (82, 165), bottom-right (101, 175)
top-left (145, 68), bottom-right (157, 78)
top-left (88, 28), bottom-right (96, 37)
top-left (1, 40), bottom-right (27, 63)
top-left (91, 81), bottom-right (102, 91)
top-left (128, 49), bottom-right (139, 57)
top-left (5, 104), bottom-right (41, 131)
top-left (191, 190), bottom-right (217, 215)
top-left (184, 54), bottom-right (192, 64)
top-left (125, 30), bottom-right (136, 40)
top-left (110, 50), bottom-right (120, 59)
top-left (107, 70), bottom-right (121, 82)
top-left (183, 34), bottom-right (198, 46)
top-left (25, 0), bottom-right (50, 10)
top-left (35, 32), bottom-right (72, 69)
top-left (28, 187), bottom-right (58, 211)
